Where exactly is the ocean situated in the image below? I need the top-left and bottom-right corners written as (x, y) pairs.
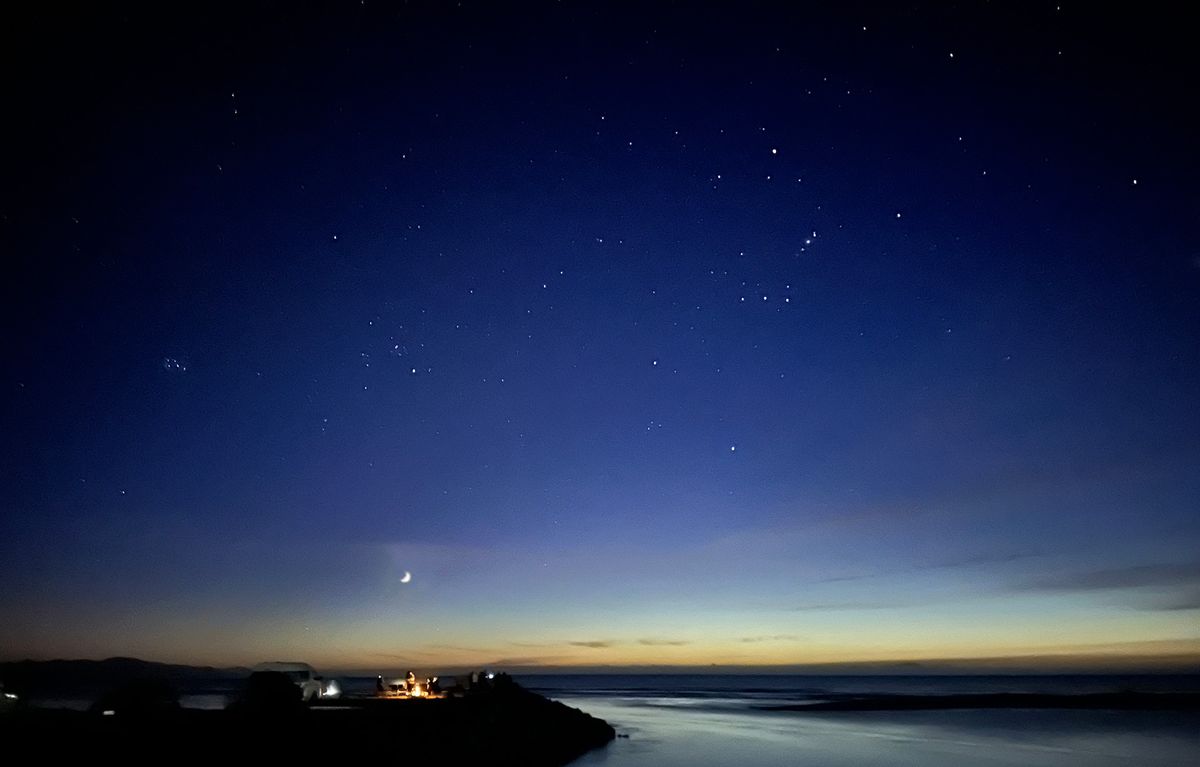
top-left (25, 673), bottom-right (1200, 765)
top-left (513, 674), bottom-right (1200, 767)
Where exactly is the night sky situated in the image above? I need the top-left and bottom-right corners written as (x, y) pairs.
top-left (2, 2), bottom-right (1198, 672)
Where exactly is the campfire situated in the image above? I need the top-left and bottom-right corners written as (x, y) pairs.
top-left (379, 674), bottom-right (444, 699)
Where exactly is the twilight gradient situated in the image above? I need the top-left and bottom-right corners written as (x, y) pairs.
top-left (1, 2), bottom-right (1197, 671)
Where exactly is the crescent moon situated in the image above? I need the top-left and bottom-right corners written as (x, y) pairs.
top-left (400, 571), bottom-right (412, 584)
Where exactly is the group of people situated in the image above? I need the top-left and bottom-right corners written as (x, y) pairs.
top-left (375, 670), bottom-right (442, 698)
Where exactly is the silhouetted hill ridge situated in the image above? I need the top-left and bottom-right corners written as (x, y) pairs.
top-left (0, 657), bottom-right (250, 695)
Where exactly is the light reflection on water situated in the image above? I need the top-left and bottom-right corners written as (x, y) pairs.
top-left (562, 695), bottom-right (1200, 767)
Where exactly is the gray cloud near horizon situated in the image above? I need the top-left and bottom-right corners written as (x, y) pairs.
top-left (1137, 588), bottom-right (1200, 612)
top-left (790, 601), bottom-right (900, 612)
top-left (567, 638), bottom-right (690, 648)
top-left (738, 634), bottom-right (803, 643)
top-left (816, 550), bottom-right (1044, 584)
top-left (1022, 563), bottom-right (1200, 592)
top-left (486, 657), bottom-right (564, 667)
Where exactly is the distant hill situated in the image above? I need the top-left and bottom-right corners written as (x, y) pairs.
top-left (0, 657), bottom-right (251, 696)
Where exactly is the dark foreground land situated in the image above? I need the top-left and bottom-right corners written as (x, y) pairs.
top-left (759, 691), bottom-right (1200, 712)
top-left (0, 684), bottom-right (615, 765)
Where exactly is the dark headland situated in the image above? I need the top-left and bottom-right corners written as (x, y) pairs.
top-left (0, 659), bottom-right (614, 765)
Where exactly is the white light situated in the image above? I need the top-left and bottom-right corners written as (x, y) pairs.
top-left (730, 445), bottom-right (736, 452)
top-left (102, 710), bottom-right (116, 716)
top-left (3, 692), bottom-right (17, 700)
top-left (486, 672), bottom-right (495, 680)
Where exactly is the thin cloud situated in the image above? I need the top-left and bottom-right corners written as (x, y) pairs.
top-left (738, 634), bottom-right (803, 643)
top-left (816, 573), bottom-right (874, 583)
top-left (1023, 563), bottom-right (1200, 592)
top-left (429, 644), bottom-right (492, 654)
top-left (790, 601), bottom-right (899, 611)
top-left (817, 551), bottom-right (1042, 584)
top-left (520, 638), bottom-right (690, 649)
top-left (487, 657), bottom-right (566, 667)
top-left (1138, 588), bottom-right (1200, 612)
top-left (372, 652), bottom-right (426, 660)
top-left (921, 551), bottom-right (1044, 571)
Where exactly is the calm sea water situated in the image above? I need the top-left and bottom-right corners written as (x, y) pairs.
top-left (513, 675), bottom-right (1200, 767)
top-left (28, 672), bottom-right (1200, 765)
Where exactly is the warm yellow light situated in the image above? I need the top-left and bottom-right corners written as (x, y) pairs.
top-left (410, 684), bottom-right (423, 698)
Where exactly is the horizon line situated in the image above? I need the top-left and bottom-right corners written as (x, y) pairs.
top-left (5, 653), bottom-right (1198, 677)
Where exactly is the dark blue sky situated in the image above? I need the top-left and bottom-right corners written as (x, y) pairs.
top-left (2, 2), bottom-right (1197, 670)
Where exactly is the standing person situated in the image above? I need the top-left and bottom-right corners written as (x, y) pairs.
top-left (375, 675), bottom-right (385, 696)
